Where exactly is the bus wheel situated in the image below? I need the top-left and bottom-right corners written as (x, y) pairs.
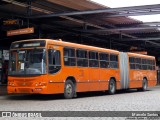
top-left (137, 78), bottom-right (148, 91)
top-left (142, 78), bottom-right (148, 91)
top-left (108, 79), bottom-right (116, 95)
top-left (64, 80), bottom-right (75, 99)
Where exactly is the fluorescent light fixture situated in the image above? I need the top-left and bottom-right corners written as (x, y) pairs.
top-left (90, 0), bottom-right (160, 22)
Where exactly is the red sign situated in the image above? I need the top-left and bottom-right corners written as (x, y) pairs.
top-left (7, 27), bottom-right (34, 36)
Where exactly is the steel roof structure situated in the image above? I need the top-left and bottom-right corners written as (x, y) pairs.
top-left (1, 0), bottom-right (160, 58)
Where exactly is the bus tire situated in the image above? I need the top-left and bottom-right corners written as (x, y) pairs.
top-left (137, 78), bottom-right (148, 91)
top-left (108, 79), bottom-right (116, 95)
top-left (142, 78), bottom-right (148, 91)
top-left (64, 80), bottom-right (75, 99)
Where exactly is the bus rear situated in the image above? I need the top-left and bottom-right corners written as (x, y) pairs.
top-left (8, 40), bottom-right (49, 94)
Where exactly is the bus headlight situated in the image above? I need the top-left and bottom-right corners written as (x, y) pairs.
top-left (35, 82), bottom-right (46, 86)
top-left (35, 83), bottom-right (38, 86)
top-left (8, 82), bottom-right (14, 86)
top-left (39, 82), bottom-right (46, 86)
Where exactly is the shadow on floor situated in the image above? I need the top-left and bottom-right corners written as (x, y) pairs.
top-left (0, 85), bottom-right (7, 95)
top-left (5, 89), bottom-right (151, 101)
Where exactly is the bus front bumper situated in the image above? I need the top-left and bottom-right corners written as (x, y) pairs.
top-left (7, 86), bottom-right (48, 94)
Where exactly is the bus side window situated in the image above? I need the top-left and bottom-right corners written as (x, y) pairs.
top-left (99, 53), bottom-right (109, 68)
top-left (135, 58), bottom-right (141, 70)
top-left (48, 49), bottom-right (61, 74)
top-left (142, 59), bottom-right (147, 70)
top-left (148, 60), bottom-right (152, 70)
top-left (10, 52), bottom-right (16, 71)
top-left (76, 49), bottom-right (88, 67)
top-left (89, 51), bottom-right (99, 67)
top-left (129, 57), bottom-right (135, 69)
top-left (110, 54), bottom-right (118, 69)
top-left (64, 47), bottom-right (76, 66)
top-left (152, 60), bottom-right (156, 70)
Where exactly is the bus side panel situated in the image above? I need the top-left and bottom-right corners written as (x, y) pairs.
top-left (99, 69), bottom-right (109, 90)
top-left (47, 66), bottom-right (89, 94)
top-left (127, 53), bottom-right (157, 89)
top-left (146, 70), bottom-right (157, 87)
top-left (148, 80), bottom-right (157, 87)
top-left (129, 70), bottom-right (157, 88)
top-left (47, 71), bottom-right (64, 94)
top-left (88, 68), bottom-right (100, 91)
top-left (47, 83), bottom-right (64, 94)
top-left (77, 83), bottom-right (90, 92)
top-left (110, 69), bottom-right (121, 90)
top-left (129, 70), bottom-right (143, 88)
top-left (47, 66), bottom-right (90, 93)
top-left (74, 67), bottom-right (90, 92)
top-left (89, 82), bottom-right (100, 91)
top-left (99, 69), bottom-right (121, 90)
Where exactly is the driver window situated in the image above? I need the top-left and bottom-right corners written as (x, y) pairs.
top-left (48, 49), bottom-right (61, 74)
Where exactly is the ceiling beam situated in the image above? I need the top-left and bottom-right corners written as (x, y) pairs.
top-left (117, 37), bottom-right (160, 41)
top-left (115, 38), bottom-right (160, 47)
top-left (28, 4), bottom-right (160, 18)
top-left (1, 0), bottom-right (137, 39)
top-left (101, 11), bottom-right (160, 18)
top-left (137, 22), bottom-right (160, 26)
top-left (0, 8), bottom-right (25, 18)
top-left (83, 26), bottom-right (160, 32)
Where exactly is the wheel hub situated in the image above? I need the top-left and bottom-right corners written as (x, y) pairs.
top-left (66, 84), bottom-right (72, 95)
top-left (110, 82), bottom-right (115, 92)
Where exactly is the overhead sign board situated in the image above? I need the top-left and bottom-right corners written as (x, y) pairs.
top-left (7, 27), bottom-right (34, 36)
top-left (3, 19), bottom-right (22, 25)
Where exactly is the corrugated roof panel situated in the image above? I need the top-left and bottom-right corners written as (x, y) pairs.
top-left (48, 0), bottom-right (141, 25)
top-left (121, 29), bottom-right (160, 34)
top-left (46, 0), bottom-right (103, 10)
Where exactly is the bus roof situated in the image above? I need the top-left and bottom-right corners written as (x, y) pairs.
top-left (127, 52), bottom-right (155, 59)
top-left (11, 39), bottom-right (155, 59)
top-left (12, 39), bottom-right (120, 54)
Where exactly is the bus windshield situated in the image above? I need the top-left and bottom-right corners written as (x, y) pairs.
top-left (9, 49), bottom-right (46, 76)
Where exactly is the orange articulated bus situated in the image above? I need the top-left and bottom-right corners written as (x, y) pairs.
top-left (8, 39), bottom-right (157, 98)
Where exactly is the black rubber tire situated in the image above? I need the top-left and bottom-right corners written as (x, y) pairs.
top-left (137, 78), bottom-right (148, 91)
top-left (108, 79), bottom-right (116, 95)
top-left (142, 78), bottom-right (148, 91)
top-left (64, 80), bottom-right (75, 99)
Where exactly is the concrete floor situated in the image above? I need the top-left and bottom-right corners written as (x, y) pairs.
top-left (0, 86), bottom-right (160, 119)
